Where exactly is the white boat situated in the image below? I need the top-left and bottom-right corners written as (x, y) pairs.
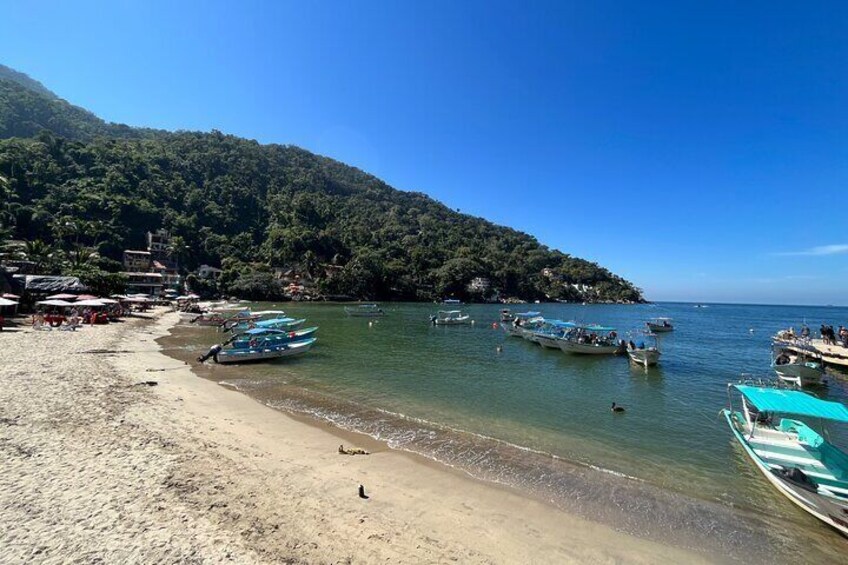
top-left (772, 342), bottom-right (825, 387)
top-left (432, 310), bottom-right (471, 325)
top-left (499, 308), bottom-right (515, 323)
top-left (533, 320), bottom-right (575, 349)
top-left (646, 317), bottom-right (674, 333)
top-left (344, 304), bottom-right (385, 317)
top-left (626, 332), bottom-right (661, 367)
top-left (215, 337), bottom-right (317, 364)
top-left (501, 311), bottom-right (543, 338)
top-left (557, 324), bottom-right (624, 355)
top-left (722, 384), bottom-right (848, 536)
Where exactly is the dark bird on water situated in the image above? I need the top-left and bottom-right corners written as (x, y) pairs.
top-left (359, 484), bottom-right (369, 499)
top-left (611, 402), bottom-right (626, 413)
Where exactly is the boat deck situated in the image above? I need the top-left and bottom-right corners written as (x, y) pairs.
top-left (742, 422), bottom-right (848, 498)
top-left (785, 339), bottom-right (848, 369)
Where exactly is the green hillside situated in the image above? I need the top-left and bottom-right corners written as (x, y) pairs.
top-left (0, 67), bottom-right (642, 303)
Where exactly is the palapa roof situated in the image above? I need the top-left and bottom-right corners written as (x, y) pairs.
top-left (15, 275), bottom-right (87, 293)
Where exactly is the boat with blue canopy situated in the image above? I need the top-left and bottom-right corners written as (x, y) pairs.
top-left (722, 384), bottom-right (848, 536)
top-left (215, 336), bottom-right (317, 364)
top-left (501, 311), bottom-right (544, 338)
top-left (225, 317), bottom-right (306, 333)
top-left (557, 323), bottom-right (624, 355)
top-left (225, 326), bottom-right (318, 349)
top-left (532, 320), bottom-right (576, 349)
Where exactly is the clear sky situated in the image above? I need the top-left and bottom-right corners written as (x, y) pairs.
top-left (2, 1), bottom-right (846, 305)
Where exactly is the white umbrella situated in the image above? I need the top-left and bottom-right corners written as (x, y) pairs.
top-left (0, 297), bottom-right (18, 306)
top-left (75, 299), bottom-right (106, 307)
top-left (98, 298), bottom-right (119, 304)
top-left (36, 299), bottom-right (73, 307)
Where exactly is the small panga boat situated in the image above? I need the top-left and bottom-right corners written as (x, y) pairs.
top-left (771, 342), bottom-right (825, 387)
top-left (432, 310), bottom-right (471, 325)
top-left (722, 384), bottom-right (848, 536)
top-left (646, 317), bottom-right (674, 332)
top-left (344, 304), bottom-right (385, 317)
top-left (215, 337), bottom-right (317, 364)
top-left (626, 332), bottom-right (661, 367)
top-left (557, 324), bottom-right (624, 355)
top-left (501, 311), bottom-right (543, 338)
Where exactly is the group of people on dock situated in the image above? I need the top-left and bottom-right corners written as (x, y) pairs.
top-left (821, 324), bottom-right (848, 348)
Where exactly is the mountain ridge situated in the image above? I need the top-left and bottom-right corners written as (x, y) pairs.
top-left (0, 66), bottom-right (643, 303)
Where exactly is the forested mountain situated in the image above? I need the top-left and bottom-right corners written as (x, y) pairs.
top-left (0, 66), bottom-right (643, 302)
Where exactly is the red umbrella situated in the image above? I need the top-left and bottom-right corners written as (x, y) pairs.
top-left (47, 293), bottom-right (77, 300)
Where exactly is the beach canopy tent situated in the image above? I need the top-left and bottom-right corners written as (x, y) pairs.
top-left (734, 385), bottom-right (848, 423)
top-left (0, 297), bottom-right (19, 306)
top-left (36, 299), bottom-right (74, 307)
top-left (47, 293), bottom-right (78, 300)
top-left (14, 275), bottom-right (87, 294)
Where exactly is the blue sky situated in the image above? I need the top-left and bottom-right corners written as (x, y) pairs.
top-left (2, 1), bottom-right (846, 304)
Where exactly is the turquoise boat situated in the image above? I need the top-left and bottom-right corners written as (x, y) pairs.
top-left (722, 384), bottom-right (848, 536)
top-left (226, 317), bottom-right (306, 333)
top-left (532, 320), bottom-right (575, 349)
top-left (226, 326), bottom-right (318, 349)
top-left (215, 337), bottom-right (317, 364)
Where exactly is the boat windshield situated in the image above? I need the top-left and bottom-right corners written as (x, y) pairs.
top-left (733, 385), bottom-right (848, 423)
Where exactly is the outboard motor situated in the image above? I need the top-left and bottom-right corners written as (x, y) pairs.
top-left (197, 344), bottom-right (223, 364)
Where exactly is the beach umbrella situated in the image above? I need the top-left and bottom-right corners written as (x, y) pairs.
top-left (36, 299), bottom-right (73, 307)
top-left (75, 299), bottom-right (106, 307)
top-left (0, 297), bottom-right (18, 306)
top-left (47, 293), bottom-right (77, 300)
top-left (98, 298), bottom-right (119, 304)
top-left (75, 294), bottom-right (99, 301)
top-left (2, 293), bottom-right (20, 299)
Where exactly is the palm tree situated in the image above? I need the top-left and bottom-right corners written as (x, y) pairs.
top-left (22, 240), bottom-right (57, 274)
top-left (63, 245), bottom-right (99, 271)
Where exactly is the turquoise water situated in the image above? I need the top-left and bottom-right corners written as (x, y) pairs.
top-left (164, 302), bottom-right (848, 562)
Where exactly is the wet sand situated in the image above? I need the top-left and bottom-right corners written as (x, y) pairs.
top-left (0, 309), bottom-right (717, 563)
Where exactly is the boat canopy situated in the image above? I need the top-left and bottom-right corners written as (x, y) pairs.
top-left (255, 317), bottom-right (295, 326)
top-left (515, 311), bottom-right (541, 317)
top-left (244, 328), bottom-right (287, 336)
top-left (581, 324), bottom-right (615, 332)
top-left (438, 310), bottom-right (463, 315)
top-left (252, 310), bottom-right (287, 316)
top-left (734, 385), bottom-right (848, 423)
top-left (546, 320), bottom-right (575, 328)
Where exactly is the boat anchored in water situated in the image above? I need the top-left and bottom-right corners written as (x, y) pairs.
top-left (344, 304), bottom-right (385, 317)
top-left (722, 384), bottom-right (848, 536)
top-left (501, 311), bottom-right (543, 338)
top-left (431, 310), bottom-right (472, 325)
top-left (557, 324), bottom-right (624, 355)
top-left (772, 341), bottom-right (825, 387)
top-left (646, 317), bottom-right (674, 333)
top-left (626, 332), bottom-right (661, 367)
top-left (532, 320), bottom-right (575, 349)
top-left (224, 326), bottom-right (319, 349)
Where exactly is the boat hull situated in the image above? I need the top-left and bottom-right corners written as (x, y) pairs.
top-left (646, 323), bottom-right (673, 333)
top-left (230, 327), bottom-right (318, 349)
top-left (722, 410), bottom-right (848, 537)
top-left (535, 334), bottom-right (563, 349)
top-left (627, 348), bottom-right (660, 367)
top-left (773, 363), bottom-right (825, 387)
top-left (434, 318), bottom-right (471, 325)
top-left (216, 338), bottom-right (316, 364)
top-left (558, 341), bottom-right (623, 355)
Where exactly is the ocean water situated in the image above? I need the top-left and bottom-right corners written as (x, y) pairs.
top-left (161, 302), bottom-right (848, 562)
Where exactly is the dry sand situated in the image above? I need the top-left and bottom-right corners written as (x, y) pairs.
top-left (0, 309), bottom-right (716, 564)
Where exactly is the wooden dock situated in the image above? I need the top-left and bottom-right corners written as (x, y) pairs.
top-left (785, 338), bottom-right (848, 369)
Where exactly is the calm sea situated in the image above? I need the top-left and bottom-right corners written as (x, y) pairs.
top-left (161, 302), bottom-right (848, 563)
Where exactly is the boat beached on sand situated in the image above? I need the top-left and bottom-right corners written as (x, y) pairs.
top-left (225, 327), bottom-right (318, 349)
top-left (431, 310), bottom-right (472, 325)
top-left (722, 384), bottom-right (848, 536)
top-left (215, 337), bottom-right (317, 364)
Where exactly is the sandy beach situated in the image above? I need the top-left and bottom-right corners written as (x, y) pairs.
top-left (0, 309), bottom-right (716, 564)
